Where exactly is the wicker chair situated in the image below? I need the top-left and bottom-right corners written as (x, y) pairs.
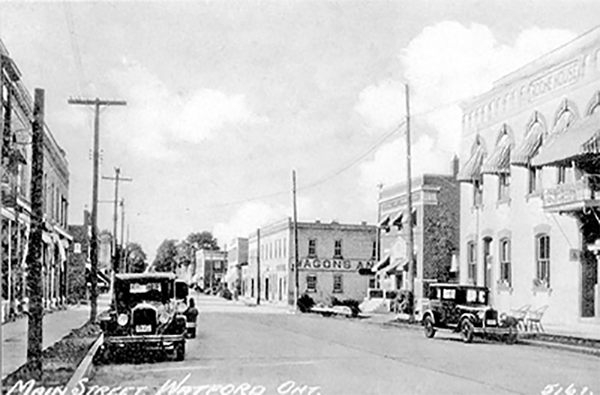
top-left (525, 305), bottom-right (548, 332)
top-left (510, 304), bottom-right (531, 332)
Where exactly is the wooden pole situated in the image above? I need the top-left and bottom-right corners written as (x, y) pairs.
top-left (405, 84), bottom-right (415, 322)
top-left (26, 88), bottom-right (45, 380)
top-left (292, 170), bottom-right (299, 311)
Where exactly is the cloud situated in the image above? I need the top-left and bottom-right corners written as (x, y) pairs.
top-left (105, 60), bottom-right (266, 159)
top-left (354, 79), bottom-right (405, 132)
top-left (357, 22), bottom-right (576, 190)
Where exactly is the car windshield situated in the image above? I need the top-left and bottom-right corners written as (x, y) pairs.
top-left (114, 279), bottom-right (172, 309)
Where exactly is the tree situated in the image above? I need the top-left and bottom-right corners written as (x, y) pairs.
top-left (125, 242), bottom-right (147, 273)
top-left (152, 239), bottom-right (178, 272)
top-left (186, 231), bottom-right (220, 251)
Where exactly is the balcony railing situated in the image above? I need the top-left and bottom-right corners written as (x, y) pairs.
top-left (542, 176), bottom-right (600, 212)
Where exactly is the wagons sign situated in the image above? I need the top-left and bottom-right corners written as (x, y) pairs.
top-left (292, 258), bottom-right (375, 272)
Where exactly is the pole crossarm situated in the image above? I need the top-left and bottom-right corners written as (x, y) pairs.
top-left (68, 98), bottom-right (127, 106)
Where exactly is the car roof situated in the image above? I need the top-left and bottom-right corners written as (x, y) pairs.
top-left (115, 273), bottom-right (177, 281)
top-left (430, 283), bottom-right (489, 291)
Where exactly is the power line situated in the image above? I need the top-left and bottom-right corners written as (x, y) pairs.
top-left (62, 2), bottom-right (87, 96)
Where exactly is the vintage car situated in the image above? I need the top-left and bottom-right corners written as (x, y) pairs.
top-left (98, 273), bottom-right (189, 362)
top-left (421, 283), bottom-right (518, 344)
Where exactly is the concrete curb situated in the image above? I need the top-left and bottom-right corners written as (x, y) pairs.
top-left (64, 333), bottom-right (104, 392)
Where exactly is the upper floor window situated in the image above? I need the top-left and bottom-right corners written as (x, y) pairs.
top-left (467, 241), bottom-right (477, 283)
top-left (499, 238), bottom-right (511, 286)
top-left (557, 166), bottom-right (567, 185)
top-left (528, 167), bottom-right (541, 195)
top-left (334, 240), bottom-right (343, 258)
top-left (473, 179), bottom-right (483, 207)
top-left (535, 234), bottom-right (551, 287)
top-left (498, 174), bottom-right (510, 201)
top-left (308, 239), bottom-right (317, 257)
top-left (371, 241), bottom-right (378, 260)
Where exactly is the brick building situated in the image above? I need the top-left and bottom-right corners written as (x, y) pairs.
top-left (374, 173), bottom-right (460, 316)
top-left (195, 249), bottom-right (227, 292)
top-left (458, 26), bottom-right (600, 329)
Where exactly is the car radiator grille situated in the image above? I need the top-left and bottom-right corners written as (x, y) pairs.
top-left (132, 307), bottom-right (157, 334)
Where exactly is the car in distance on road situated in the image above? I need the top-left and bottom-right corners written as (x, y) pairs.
top-left (421, 283), bottom-right (518, 344)
top-left (98, 273), bottom-right (189, 362)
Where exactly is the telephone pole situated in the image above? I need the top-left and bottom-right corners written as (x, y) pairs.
top-left (103, 167), bottom-right (132, 275)
top-left (256, 228), bottom-right (261, 306)
top-left (27, 88), bottom-right (45, 380)
top-left (292, 170), bottom-right (299, 312)
top-left (68, 97), bottom-right (126, 321)
top-left (405, 84), bottom-right (415, 322)
top-left (120, 199), bottom-right (126, 271)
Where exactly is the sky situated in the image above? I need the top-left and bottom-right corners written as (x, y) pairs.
top-left (1, 0), bottom-right (599, 261)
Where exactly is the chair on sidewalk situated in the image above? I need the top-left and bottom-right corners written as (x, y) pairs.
top-left (510, 304), bottom-right (531, 332)
top-left (525, 305), bottom-right (548, 332)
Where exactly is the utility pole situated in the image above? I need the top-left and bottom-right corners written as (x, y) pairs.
top-left (405, 84), bottom-right (415, 322)
top-left (68, 97), bottom-right (126, 322)
top-left (120, 199), bottom-right (126, 271)
top-left (26, 88), bottom-right (45, 380)
top-left (256, 228), bottom-right (261, 306)
top-left (292, 170), bottom-right (299, 311)
top-left (102, 167), bottom-right (132, 275)
top-left (0, 51), bottom-right (5, 393)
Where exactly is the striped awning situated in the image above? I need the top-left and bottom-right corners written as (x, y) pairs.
top-left (457, 143), bottom-right (485, 183)
top-left (372, 255), bottom-right (391, 272)
top-left (378, 215), bottom-right (390, 228)
top-left (391, 211), bottom-right (404, 229)
top-left (482, 132), bottom-right (512, 175)
top-left (511, 122), bottom-right (544, 166)
top-left (532, 111), bottom-right (600, 167)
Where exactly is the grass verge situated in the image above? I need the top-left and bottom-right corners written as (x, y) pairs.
top-left (2, 321), bottom-right (101, 388)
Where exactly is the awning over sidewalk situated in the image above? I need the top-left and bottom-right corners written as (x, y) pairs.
top-left (372, 255), bottom-right (390, 272)
top-left (532, 111), bottom-right (600, 167)
top-left (457, 136), bottom-right (486, 183)
top-left (378, 215), bottom-right (391, 228)
top-left (512, 119), bottom-right (545, 167)
top-left (482, 129), bottom-right (512, 175)
top-left (382, 259), bottom-right (406, 275)
top-left (391, 211), bottom-right (404, 229)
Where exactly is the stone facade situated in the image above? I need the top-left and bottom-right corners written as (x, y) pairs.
top-left (458, 27), bottom-right (600, 328)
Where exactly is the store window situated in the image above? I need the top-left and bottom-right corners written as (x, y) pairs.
top-left (333, 274), bottom-right (343, 293)
top-left (467, 241), bottom-right (477, 283)
top-left (499, 238), bottom-right (511, 286)
top-left (306, 274), bottom-right (317, 293)
top-left (535, 234), bottom-right (551, 287)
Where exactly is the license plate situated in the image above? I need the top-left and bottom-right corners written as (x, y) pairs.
top-left (136, 325), bottom-right (151, 333)
top-left (486, 319), bottom-right (497, 326)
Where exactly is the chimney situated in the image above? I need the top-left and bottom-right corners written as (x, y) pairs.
top-left (451, 155), bottom-right (459, 179)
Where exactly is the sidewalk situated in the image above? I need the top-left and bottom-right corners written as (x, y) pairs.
top-left (361, 312), bottom-right (600, 355)
top-left (1, 293), bottom-right (111, 381)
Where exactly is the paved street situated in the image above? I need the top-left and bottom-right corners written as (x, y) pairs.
top-left (88, 295), bottom-right (600, 395)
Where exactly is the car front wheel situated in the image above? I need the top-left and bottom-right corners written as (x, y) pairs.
top-left (424, 316), bottom-right (436, 338)
top-left (174, 341), bottom-right (185, 361)
top-left (460, 319), bottom-right (474, 343)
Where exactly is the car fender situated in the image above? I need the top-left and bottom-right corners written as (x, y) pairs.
top-left (458, 313), bottom-right (478, 326)
top-left (422, 309), bottom-right (436, 325)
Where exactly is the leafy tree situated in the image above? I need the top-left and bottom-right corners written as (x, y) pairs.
top-left (152, 239), bottom-right (178, 272)
top-left (124, 242), bottom-right (147, 273)
top-left (186, 231), bottom-right (220, 251)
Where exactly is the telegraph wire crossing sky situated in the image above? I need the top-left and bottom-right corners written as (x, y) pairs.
top-left (0, 1), bottom-right (598, 258)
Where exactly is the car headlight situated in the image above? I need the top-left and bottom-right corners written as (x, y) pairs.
top-left (117, 313), bottom-right (129, 326)
top-left (477, 310), bottom-right (486, 320)
top-left (159, 312), bottom-right (171, 324)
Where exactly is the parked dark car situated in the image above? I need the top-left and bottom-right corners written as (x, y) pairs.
top-left (98, 273), bottom-right (189, 362)
top-left (421, 283), bottom-right (518, 344)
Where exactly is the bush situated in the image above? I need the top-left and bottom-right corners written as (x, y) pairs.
top-left (297, 293), bottom-right (315, 313)
top-left (395, 290), bottom-right (414, 314)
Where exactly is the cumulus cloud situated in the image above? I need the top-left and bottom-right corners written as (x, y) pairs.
top-left (105, 60), bottom-right (265, 159)
top-left (355, 79), bottom-right (405, 131)
top-left (357, 21), bottom-right (576, 190)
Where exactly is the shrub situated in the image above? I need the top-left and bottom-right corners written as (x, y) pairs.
top-left (297, 293), bottom-right (315, 313)
top-left (396, 290), bottom-right (414, 314)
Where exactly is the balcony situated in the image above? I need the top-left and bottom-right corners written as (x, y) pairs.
top-left (542, 176), bottom-right (600, 213)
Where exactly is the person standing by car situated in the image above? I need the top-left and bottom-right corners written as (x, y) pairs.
top-left (184, 297), bottom-right (199, 338)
